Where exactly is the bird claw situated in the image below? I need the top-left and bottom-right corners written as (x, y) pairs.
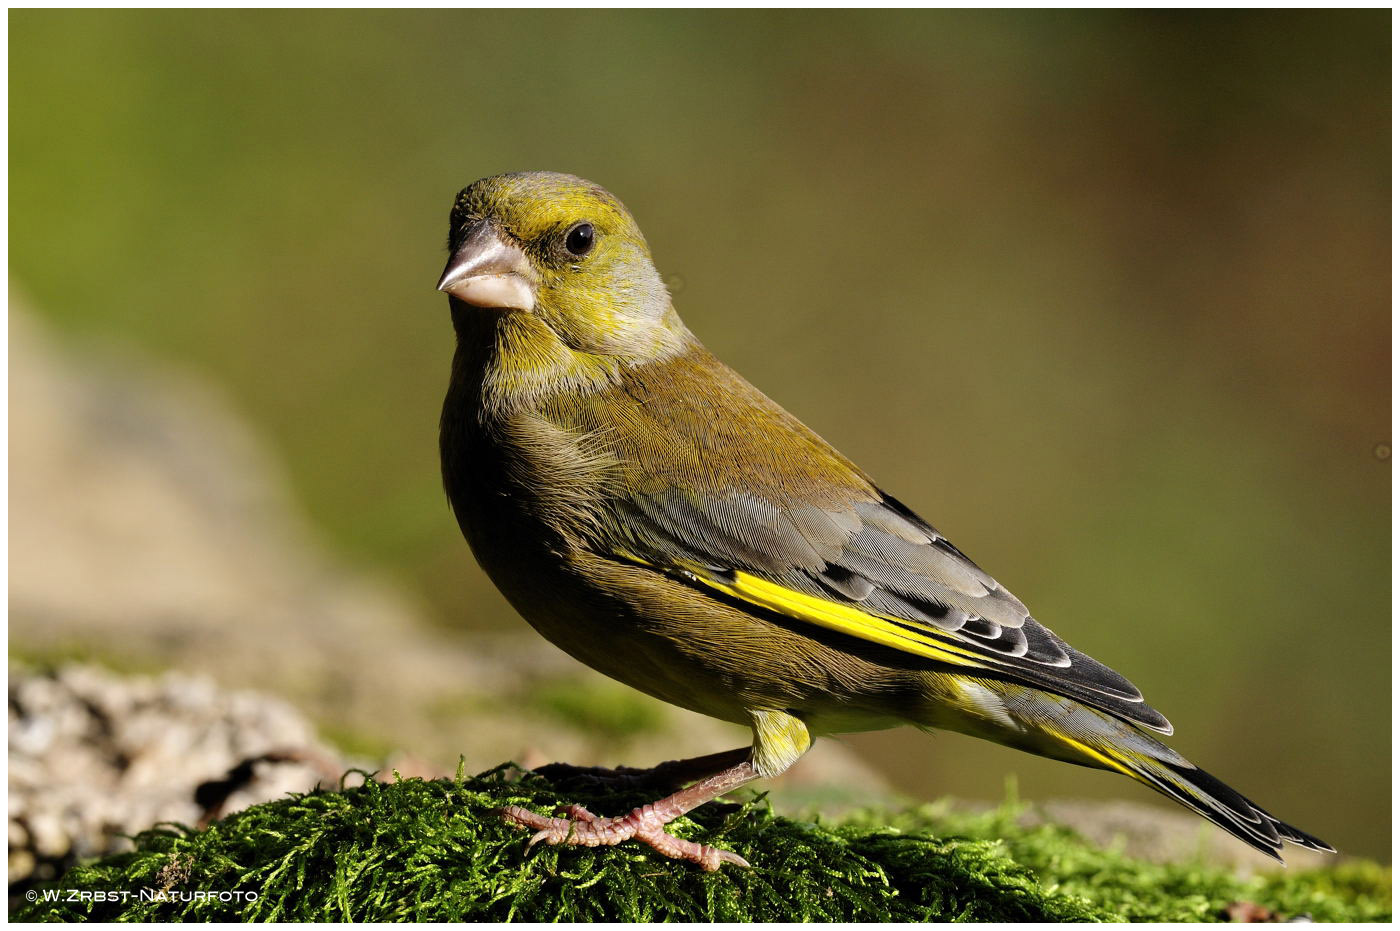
top-left (642, 827), bottom-right (750, 871)
top-left (497, 804), bottom-right (747, 870)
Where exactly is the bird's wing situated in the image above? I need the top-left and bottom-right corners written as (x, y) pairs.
top-left (604, 483), bottom-right (1170, 734)
top-left (545, 347), bottom-right (1170, 733)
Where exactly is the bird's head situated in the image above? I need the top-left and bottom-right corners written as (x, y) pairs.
top-left (438, 172), bottom-right (686, 362)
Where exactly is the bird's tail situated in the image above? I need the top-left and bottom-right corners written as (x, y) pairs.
top-left (1081, 738), bottom-right (1334, 861)
top-left (973, 683), bottom-right (1336, 861)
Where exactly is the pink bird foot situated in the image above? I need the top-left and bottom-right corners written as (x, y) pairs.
top-left (497, 754), bottom-right (761, 871)
top-left (498, 802), bottom-right (749, 871)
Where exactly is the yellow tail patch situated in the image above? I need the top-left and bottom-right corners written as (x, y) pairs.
top-left (1045, 729), bottom-right (1139, 780)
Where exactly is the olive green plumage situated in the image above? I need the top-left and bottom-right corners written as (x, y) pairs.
top-left (436, 170), bottom-right (1331, 864)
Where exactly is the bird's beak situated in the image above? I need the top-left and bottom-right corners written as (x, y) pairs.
top-left (436, 222), bottom-right (537, 312)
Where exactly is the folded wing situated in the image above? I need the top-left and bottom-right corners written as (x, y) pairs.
top-left (610, 485), bottom-right (1171, 734)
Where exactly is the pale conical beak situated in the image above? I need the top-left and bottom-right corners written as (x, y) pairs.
top-left (436, 222), bottom-right (537, 312)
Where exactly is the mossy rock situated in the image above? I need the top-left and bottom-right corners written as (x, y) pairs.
top-left (16, 764), bottom-right (1389, 922)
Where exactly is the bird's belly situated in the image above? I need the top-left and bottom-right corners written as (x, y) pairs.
top-left (797, 707), bottom-right (907, 738)
top-left (459, 520), bottom-right (753, 726)
top-left (503, 582), bottom-right (756, 728)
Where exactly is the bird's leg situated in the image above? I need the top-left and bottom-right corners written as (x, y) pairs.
top-left (500, 757), bottom-right (761, 870)
top-left (532, 746), bottom-right (751, 791)
top-left (634, 746), bottom-right (754, 788)
top-left (503, 711), bottom-right (812, 870)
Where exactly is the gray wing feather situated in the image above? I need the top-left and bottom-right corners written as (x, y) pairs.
top-left (616, 486), bottom-right (1168, 732)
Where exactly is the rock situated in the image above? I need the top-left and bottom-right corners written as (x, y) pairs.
top-left (7, 662), bottom-right (356, 886)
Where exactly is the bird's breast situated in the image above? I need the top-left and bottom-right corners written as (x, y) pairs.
top-left (443, 406), bottom-right (614, 558)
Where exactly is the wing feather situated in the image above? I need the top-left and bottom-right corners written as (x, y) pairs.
top-left (612, 486), bottom-right (1170, 733)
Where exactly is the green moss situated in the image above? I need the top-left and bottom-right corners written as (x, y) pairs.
top-left (16, 764), bottom-right (1389, 922)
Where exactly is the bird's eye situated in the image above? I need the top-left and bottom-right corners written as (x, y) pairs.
top-left (565, 223), bottom-right (595, 257)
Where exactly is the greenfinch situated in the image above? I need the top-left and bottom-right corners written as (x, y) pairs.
top-left (436, 171), bottom-right (1332, 870)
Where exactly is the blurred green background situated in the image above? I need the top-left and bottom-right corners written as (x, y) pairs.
top-left (10, 10), bottom-right (1389, 859)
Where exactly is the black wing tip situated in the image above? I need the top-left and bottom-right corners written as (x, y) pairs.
top-left (1162, 761), bottom-right (1335, 859)
top-left (1274, 822), bottom-right (1336, 853)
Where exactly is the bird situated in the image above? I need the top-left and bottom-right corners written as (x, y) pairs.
top-left (435, 170), bottom-right (1332, 871)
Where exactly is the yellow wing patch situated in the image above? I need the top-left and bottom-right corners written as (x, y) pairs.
top-left (617, 550), bottom-right (999, 672)
top-left (717, 570), bottom-right (991, 668)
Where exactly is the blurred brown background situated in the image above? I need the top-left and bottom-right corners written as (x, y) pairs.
top-left (9, 10), bottom-right (1389, 859)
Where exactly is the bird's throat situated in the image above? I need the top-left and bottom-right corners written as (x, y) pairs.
top-left (450, 305), bottom-right (623, 422)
